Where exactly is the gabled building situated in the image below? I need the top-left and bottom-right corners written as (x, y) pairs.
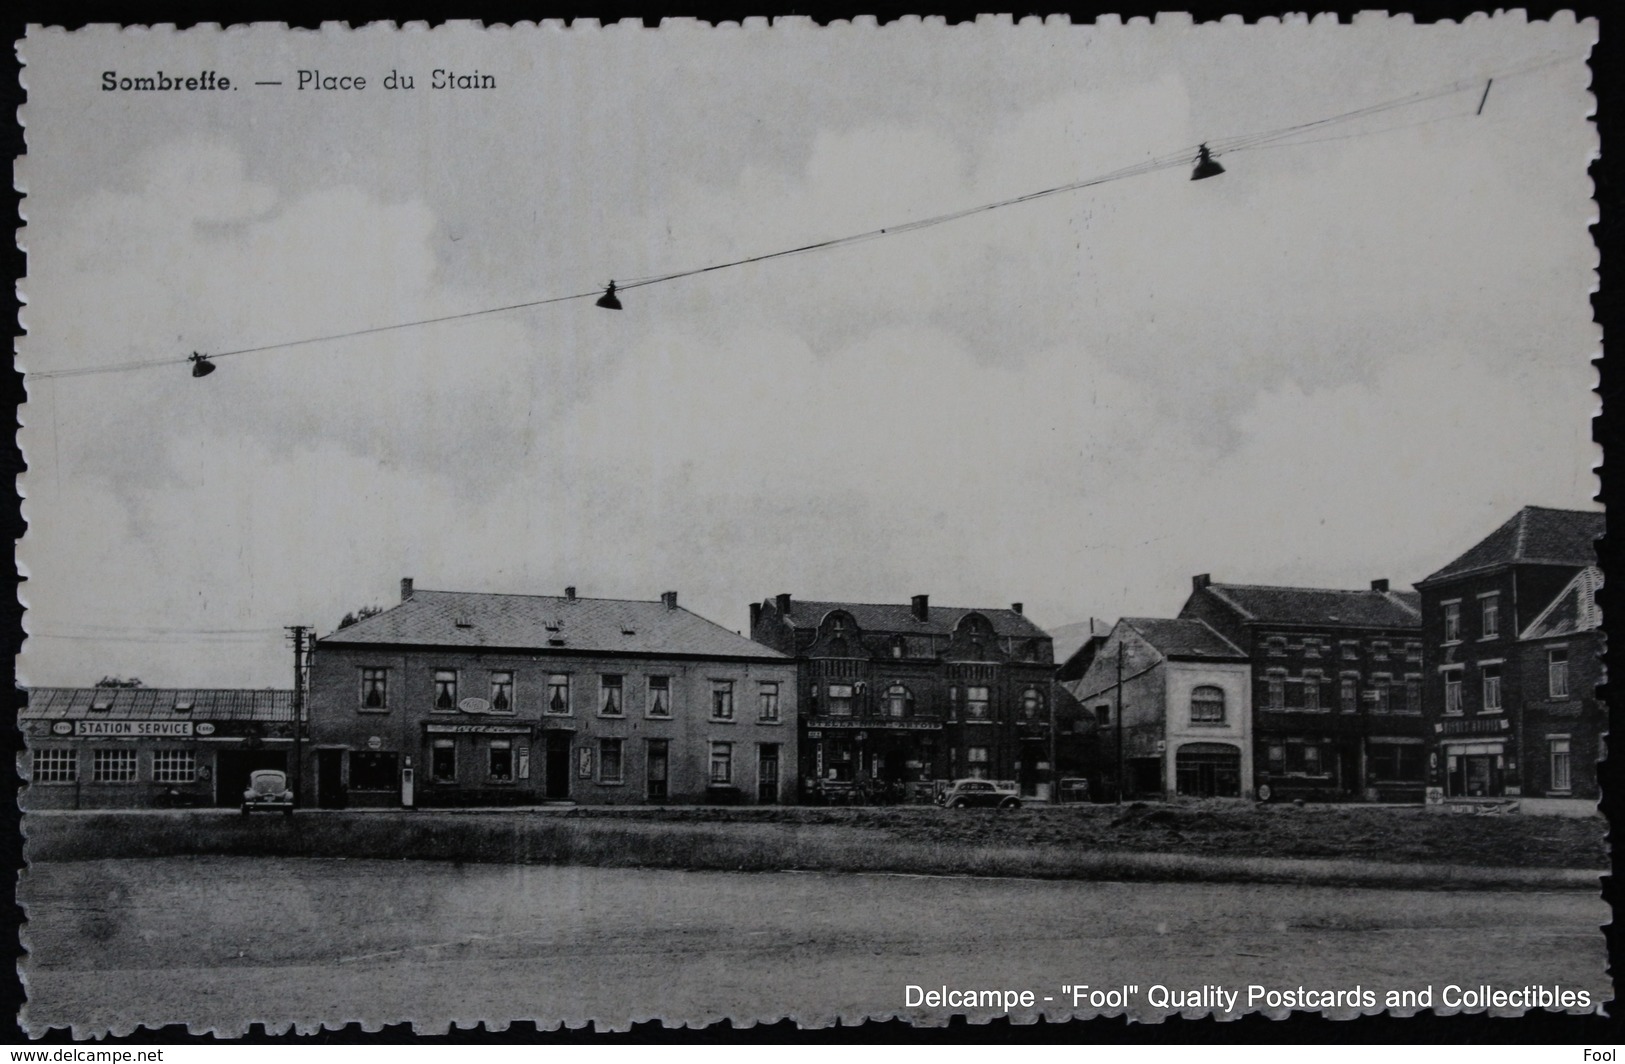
top-left (1179, 575), bottom-right (1425, 802)
top-left (21, 687), bottom-right (296, 809)
top-left (1064, 617), bottom-right (1251, 799)
top-left (307, 581), bottom-right (797, 808)
top-left (1415, 506), bottom-right (1605, 802)
top-left (749, 593), bottom-right (1058, 800)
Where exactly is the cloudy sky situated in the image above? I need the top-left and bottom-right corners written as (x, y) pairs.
top-left (18, 14), bottom-right (1599, 686)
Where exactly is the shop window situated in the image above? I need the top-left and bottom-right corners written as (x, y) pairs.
top-left (711, 680), bottom-right (735, 721)
top-left (758, 681), bottom-right (781, 722)
top-left (350, 751), bottom-right (398, 790)
top-left (490, 671), bottom-right (513, 713)
top-left (1266, 744), bottom-right (1286, 773)
top-left (431, 740), bottom-right (456, 783)
top-left (546, 674), bottom-right (571, 715)
top-left (1481, 595), bottom-right (1500, 639)
top-left (827, 684), bottom-right (854, 717)
top-left (360, 667), bottom-right (388, 710)
top-left (1443, 602), bottom-right (1461, 643)
top-left (646, 739), bottom-right (669, 800)
top-left (710, 742), bottom-right (733, 784)
top-left (966, 746), bottom-right (990, 780)
top-left (599, 739), bottom-right (623, 783)
top-left (489, 740), bottom-right (514, 782)
top-left (152, 749), bottom-right (196, 784)
top-left (1444, 670), bottom-right (1463, 715)
top-left (31, 748), bottom-right (77, 783)
top-left (600, 675), bottom-right (624, 717)
top-left (1549, 737), bottom-right (1572, 792)
top-left (647, 675), bottom-right (672, 718)
top-left (1285, 741), bottom-right (1327, 777)
top-left (433, 669), bottom-right (458, 711)
top-left (965, 686), bottom-right (991, 720)
top-left (1481, 665), bottom-right (1502, 713)
top-left (1549, 648), bottom-right (1570, 699)
top-left (1190, 685), bottom-right (1225, 724)
top-left (1367, 741), bottom-right (1424, 781)
top-left (92, 748), bottom-right (138, 783)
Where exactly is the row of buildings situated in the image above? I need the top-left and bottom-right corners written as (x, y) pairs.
top-left (18, 505), bottom-right (1604, 810)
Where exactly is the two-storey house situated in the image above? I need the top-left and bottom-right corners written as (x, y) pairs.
top-left (1064, 617), bottom-right (1251, 800)
top-left (1179, 575), bottom-right (1425, 802)
top-left (306, 580), bottom-right (797, 807)
top-left (749, 593), bottom-right (1058, 800)
top-left (1415, 506), bottom-right (1604, 802)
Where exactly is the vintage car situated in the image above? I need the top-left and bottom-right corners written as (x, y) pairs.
top-left (241, 768), bottom-right (295, 816)
top-left (935, 778), bottom-right (1022, 809)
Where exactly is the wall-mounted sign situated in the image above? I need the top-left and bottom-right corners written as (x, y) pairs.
top-left (367, 735), bottom-right (382, 750)
top-left (577, 746), bottom-right (594, 778)
top-left (809, 718), bottom-right (942, 732)
top-left (196, 723), bottom-right (216, 736)
top-left (458, 697), bottom-right (492, 715)
top-left (50, 721), bottom-right (72, 735)
top-left (74, 720), bottom-right (194, 737)
top-left (425, 723), bottom-right (533, 735)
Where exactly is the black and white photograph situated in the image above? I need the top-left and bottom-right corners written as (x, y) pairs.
top-left (11, 11), bottom-right (1608, 1038)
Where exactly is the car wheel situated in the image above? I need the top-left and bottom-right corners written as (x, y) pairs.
top-left (241, 806), bottom-right (250, 817)
top-left (951, 798), bottom-right (969, 809)
top-left (1000, 798), bottom-right (1021, 809)
top-left (1256, 783), bottom-right (1273, 802)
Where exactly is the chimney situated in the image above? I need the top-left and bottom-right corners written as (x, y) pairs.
top-left (1371, 579), bottom-right (1389, 592)
top-left (911, 594), bottom-right (930, 622)
top-left (1011, 602), bottom-right (1024, 615)
top-left (565, 586), bottom-right (577, 601)
top-left (775, 592), bottom-right (792, 616)
top-left (750, 602), bottom-right (762, 630)
top-left (401, 577), bottom-right (415, 602)
top-left (1192, 573), bottom-right (1211, 591)
top-left (661, 590), bottom-right (678, 611)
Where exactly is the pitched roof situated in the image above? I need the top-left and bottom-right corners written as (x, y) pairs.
top-left (21, 687), bottom-right (293, 722)
top-left (1423, 506), bottom-right (1604, 584)
top-left (322, 589), bottom-right (787, 660)
top-left (777, 599), bottom-right (1049, 640)
top-left (1122, 617), bottom-right (1247, 660)
top-left (1521, 566), bottom-right (1603, 641)
top-left (1201, 584), bottom-right (1421, 630)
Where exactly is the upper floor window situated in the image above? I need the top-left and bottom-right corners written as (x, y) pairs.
top-left (1301, 673), bottom-right (1321, 711)
top-left (1443, 602), bottom-right (1462, 643)
top-left (1190, 685), bottom-right (1225, 724)
top-left (490, 671), bottom-right (513, 713)
top-left (1404, 677), bottom-right (1421, 714)
top-left (1340, 641), bottom-right (1359, 661)
top-left (1371, 674), bottom-right (1392, 714)
top-left (1265, 636), bottom-right (1286, 657)
top-left (1405, 641), bottom-right (1423, 663)
top-left (361, 667), bottom-right (388, 710)
top-left (1480, 595), bottom-right (1500, 639)
top-left (826, 684), bottom-right (854, 717)
top-left (1371, 641), bottom-right (1390, 661)
top-left (759, 681), bottom-right (781, 722)
top-left (1549, 648), bottom-right (1570, 699)
top-left (600, 675), bottom-right (624, 717)
top-left (711, 680), bottom-right (735, 721)
top-left (1265, 672), bottom-right (1285, 710)
top-left (1481, 665), bottom-right (1502, 713)
top-left (890, 637), bottom-right (905, 659)
top-left (964, 686), bottom-right (991, 720)
top-left (1095, 704), bottom-right (1111, 727)
top-left (546, 674), bottom-right (571, 715)
top-left (1302, 638), bottom-right (1323, 659)
top-left (433, 669), bottom-right (458, 711)
top-left (1443, 669), bottom-right (1463, 715)
top-left (882, 684), bottom-right (912, 719)
top-left (1021, 687), bottom-right (1045, 721)
top-left (1340, 676), bottom-right (1357, 713)
top-left (647, 675), bottom-right (671, 718)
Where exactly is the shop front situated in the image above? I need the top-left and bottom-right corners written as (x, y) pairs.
top-left (416, 720), bottom-right (537, 807)
top-left (1434, 716), bottom-right (1515, 800)
top-left (800, 718), bottom-right (943, 802)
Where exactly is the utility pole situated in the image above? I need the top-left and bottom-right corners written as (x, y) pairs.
top-left (285, 625), bottom-right (310, 806)
top-left (1115, 639), bottom-right (1125, 805)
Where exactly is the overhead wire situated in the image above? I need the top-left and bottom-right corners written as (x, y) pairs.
top-left (27, 47), bottom-right (1587, 383)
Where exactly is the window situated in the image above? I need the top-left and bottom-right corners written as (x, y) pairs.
top-left (90, 691), bottom-right (114, 712)
top-left (546, 674), bottom-right (571, 715)
top-left (431, 739), bottom-right (456, 783)
top-left (1443, 670), bottom-right (1463, 715)
top-left (1302, 675), bottom-right (1321, 711)
top-left (710, 742), bottom-right (733, 784)
top-left (965, 686), bottom-right (990, 720)
top-left (1266, 673), bottom-right (1285, 710)
top-left (1481, 595), bottom-right (1500, 639)
top-left (1340, 641), bottom-right (1359, 661)
top-left (599, 739), bottom-right (623, 783)
top-left (1549, 737), bottom-right (1572, 792)
top-left (433, 669), bottom-right (458, 711)
top-left (1368, 741), bottom-right (1424, 781)
top-left (1340, 677), bottom-right (1357, 714)
top-left (599, 675), bottom-right (624, 717)
top-left (711, 680), bottom-right (735, 721)
top-left (1020, 687), bottom-right (1045, 721)
top-left (647, 739), bottom-right (669, 800)
top-left (1443, 602), bottom-right (1461, 643)
top-left (1190, 685), bottom-right (1225, 724)
top-left (890, 637), bottom-right (905, 659)
top-left (152, 749), bottom-right (196, 784)
top-left (966, 746), bottom-right (990, 779)
top-left (826, 684), bottom-right (854, 717)
top-left (31, 749), bottom-right (77, 783)
top-left (489, 740), bottom-right (514, 782)
top-left (1372, 641), bottom-right (1390, 661)
top-left (1265, 636), bottom-right (1286, 657)
top-left (1549, 648), bottom-right (1570, 698)
top-left (1370, 674), bottom-right (1392, 714)
top-left (1266, 744), bottom-right (1286, 773)
top-left (1405, 642), bottom-right (1423, 663)
top-left (759, 682), bottom-right (781, 721)
top-left (361, 667), bottom-right (388, 710)
top-left (1287, 741), bottom-right (1326, 777)
top-left (1404, 678), bottom-right (1421, 714)
top-left (490, 671), bottom-right (513, 713)
top-left (1481, 665), bottom-right (1502, 713)
top-left (1096, 704), bottom-right (1111, 727)
top-left (93, 748), bottom-right (138, 783)
top-left (647, 675), bottom-right (671, 718)
top-left (350, 751), bottom-right (398, 790)
top-left (1303, 638), bottom-right (1322, 659)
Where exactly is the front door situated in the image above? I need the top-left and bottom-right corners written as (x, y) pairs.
top-left (757, 744), bottom-right (780, 804)
top-left (316, 749), bottom-right (346, 808)
top-left (545, 733), bottom-right (571, 800)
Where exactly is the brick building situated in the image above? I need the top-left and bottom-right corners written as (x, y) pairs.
top-left (749, 593), bottom-right (1059, 800)
top-left (21, 687), bottom-right (296, 809)
top-left (1414, 506), bottom-right (1604, 802)
top-left (1065, 617), bottom-right (1252, 800)
top-left (1179, 575), bottom-right (1426, 802)
top-left (306, 581), bottom-right (797, 807)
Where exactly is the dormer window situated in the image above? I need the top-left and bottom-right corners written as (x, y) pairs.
top-left (454, 616), bottom-right (473, 629)
top-left (90, 692), bottom-right (114, 711)
top-left (173, 696), bottom-right (194, 714)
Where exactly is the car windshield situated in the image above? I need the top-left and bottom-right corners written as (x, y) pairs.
top-left (248, 771), bottom-right (286, 795)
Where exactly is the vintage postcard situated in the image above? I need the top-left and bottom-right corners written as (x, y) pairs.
top-left (13, 12), bottom-right (1606, 1038)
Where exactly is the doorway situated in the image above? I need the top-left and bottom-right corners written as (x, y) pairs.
top-left (545, 733), bottom-right (572, 800)
top-left (316, 749), bottom-right (347, 809)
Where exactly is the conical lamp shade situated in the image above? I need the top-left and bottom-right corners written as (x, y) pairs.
top-left (190, 354), bottom-right (216, 378)
top-left (1191, 145), bottom-right (1225, 181)
top-left (596, 283), bottom-right (623, 311)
